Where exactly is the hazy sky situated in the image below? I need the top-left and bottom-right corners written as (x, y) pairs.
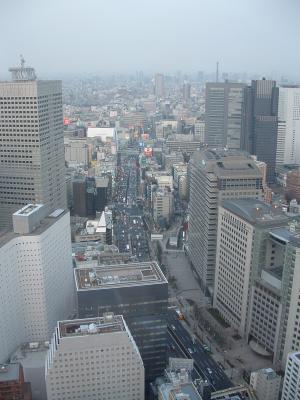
top-left (1, 0), bottom-right (300, 78)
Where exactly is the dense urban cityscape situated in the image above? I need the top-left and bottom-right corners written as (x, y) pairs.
top-left (1, 1), bottom-right (300, 400)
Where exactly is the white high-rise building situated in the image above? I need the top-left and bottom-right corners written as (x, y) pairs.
top-left (0, 204), bottom-right (74, 363)
top-left (276, 86), bottom-right (300, 165)
top-left (281, 352), bottom-right (300, 400)
top-left (45, 314), bottom-right (145, 400)
top-left (0, 59), bottom-right (67, 228)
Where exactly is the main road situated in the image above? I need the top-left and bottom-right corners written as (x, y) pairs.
top-left (168, 309), bottom-right (232, 391)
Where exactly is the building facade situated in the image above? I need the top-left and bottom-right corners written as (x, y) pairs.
top-left (281, 352), bottom-right (300, 400)
top-left (0, 204), bottom-right (74, 363)
top-left (205, 82), bottom-right (246, 150)
top-left (0, 363), bottom-right (32, 400)
top-left (276, 86), bottom-right (300, 165)
top-left (188, 149), bottom-right (262, 293)
top-left (75, 262), bottom-right (168, 383)
top-left (45, 315), bottom-right (144, 400)
top-left (250, 368), bottom-right (281, 400)
top-left (0, 63), bottom-right (66, 228)
top-left (241, 79), bottom-right (279, 183)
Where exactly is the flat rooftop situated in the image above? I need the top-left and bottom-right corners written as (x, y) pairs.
top-left (222, 199), bottom-right (288, 226)
top-left (0, 363), bottom-right (20, 382)
top-left (270, 226), bottom-right (300, 248)
top-left (58, 315), bottom-right (125, 338)
top-left (0, 209), bottom-right (69, 248)
top-left (13, 203), bottom-right (43, 216)
top-left (75, 261), bottom-right (167, 291)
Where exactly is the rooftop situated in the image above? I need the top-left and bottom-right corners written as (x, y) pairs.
top-left (13, 203), bottom-right (43, 216)
top-left (58, 314), bottom-right (125, 338)
top-left (222, 199), bottom-right (288, 226)
top-left (0, 208), bottom-right (69, 248)
top-left (75, 261), bottom-right (167, 290)
top-left (0, 363), bottom-right (20, 383)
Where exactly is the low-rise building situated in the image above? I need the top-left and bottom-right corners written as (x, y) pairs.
top-left (250, 368), bottom-right (281, 400)
top-left (0, 363), bottom-right (32, 400)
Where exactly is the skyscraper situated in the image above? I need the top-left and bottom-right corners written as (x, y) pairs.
top-left (154, 73), bottom-right (165, 98)
top-left (0, 204), bottom-right (74, 363)
top-left (75, 261), bottom-right (168, 383)
top-left (187, 149), bottom-right (262, 293)
top-left (241, 79), bottom-right (279, 183)
top-left (45, 315), bottom-right (145, 400)
top-left (204, 82), bottom-right (246, 149)
top-left (0, 59), bottom-right (67, 228)
top-left (276, 85), bottom-right (300, 165)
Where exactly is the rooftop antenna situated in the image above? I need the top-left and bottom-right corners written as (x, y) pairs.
top-left (9, 55), bottom-right (36, 81)
top-left (216, 61), bottom-right (219, 83)
top-left (20, 54), bottom-right (25, 68)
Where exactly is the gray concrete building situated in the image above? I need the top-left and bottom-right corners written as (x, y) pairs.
top-left (188, 149), bottom-right (262, 294)
top-left (241, 79), bottom-right (279, 183)
top-left (74, 261), bottom-right (168, 383)
top-left (205, 82), bottom-right (246, 149)
top-left (0, 62), bottom-right (66, 228)
top-left (214, 198), bottom-right (300, 368)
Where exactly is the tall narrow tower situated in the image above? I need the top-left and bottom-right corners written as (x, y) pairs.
top-left (0, 58), bottom-right (67, 228)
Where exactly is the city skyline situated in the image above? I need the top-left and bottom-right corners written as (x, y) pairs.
top-left (1, 0), bottom-right (300, 79)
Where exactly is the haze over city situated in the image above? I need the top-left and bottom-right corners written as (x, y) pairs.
top-left (1, 0), bottom-right (300, 78)
top-left (1, 1), bottom-right (300, 400)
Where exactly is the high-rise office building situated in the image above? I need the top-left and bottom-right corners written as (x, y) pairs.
top-left (276, 86), bottom-right (300, 165)
top-left (213, 198), bottom-right (300, 368)
top-left (188, 149), bottom-right (262, 293)
top-left (281, 352), bottom-right (300, 400)
top-left (154, 73), bottom-right (165, 98)
top-left (45, 314), bottom-right (145, 400)
top-left (241, 79), bottom-right (279, 183)
top-left (285, 169), bottom-right (300, 202)
top-left (213, 199), bottom-right (287, 337)
top-left (0, 204), bottom-right (74, 363)
top-left (204, 82), bottom-right (246, 149)
top-left (75, 261), bottom-right (168, 383)
top-left (0, 60), bottom-right (66, 228)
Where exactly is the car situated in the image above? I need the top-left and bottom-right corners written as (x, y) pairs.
top-left (171, 325), bottom-right (176, 331)
top-left (188, 348), bottom-right (193, 354)
top-left (207, 368), bottom-right (212, 374)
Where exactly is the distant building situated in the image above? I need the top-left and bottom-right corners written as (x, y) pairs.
top-left (74, 209), bottom-right (112, 244)
top-left (86, 127), bottom-right (116, 141)
top-left (285, 169), bottom-right (300, 202)
top-left (250, 368), bottom-right (281, 400)
top-left (164, 134), bottom-right (202, 155)
top-left (282, 352), bottom-right (300, 400)
top-left (194, 120), bottom-right (205, 143)
top-left (276, 86), bottom-right (300, 165)
top-left (45, 314), bottom-right (144, 400)
top-left (183, 82), bottom-right (191, 101)
top-left (64, 137), bottom-right (89, 167)
top-left (205, 82), bottom-right (246, 149)
top-left (152, 189), bottom-right (174, 225)
top-left (75, 261), bottom-right (168, 383)
top-left (188, 149), bottom-right (262, 293)
top-left (155, 73), bottom-right (165, 98)
top-left (0, 61), bottom-right (66, 228)
top-left (0, 363), bottom-right (32, 400)
top-left (241, 79), bottom-right (279, 183)
top-left (0, 204), bottom-right (74, 363)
